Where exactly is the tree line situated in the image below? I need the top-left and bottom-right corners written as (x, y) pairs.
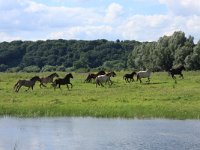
top-left (0, 31), bottom-right (199, 72)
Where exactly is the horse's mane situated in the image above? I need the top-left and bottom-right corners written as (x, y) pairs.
top-left (48, 73), bottom-right (57, 77)
top-left (30, 76), bottom-right (40, 81)
top-left (64, 73), bottom-right (73, 79)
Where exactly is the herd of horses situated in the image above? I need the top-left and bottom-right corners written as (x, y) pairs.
top-left (13, 65), bottom-right (186, 92)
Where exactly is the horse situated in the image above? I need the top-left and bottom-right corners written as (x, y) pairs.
top-left (52, 73), bottom-right (73, 90)
top-left (123, 71), bottom-right (137, 82)
top-left (40, 73), bottom-right (59, 88)
top-left (96, 71), bottom-right (116, 87)
top-left (137, 69), bottom-right (152, 83)
top-left (14, 76), bottom-right (41, 92)
top-left (168, 65), bottom-right (185, 80)
top-left (84, 70), bottom-right (106, 83)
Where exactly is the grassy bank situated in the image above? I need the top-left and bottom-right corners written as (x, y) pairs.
top-left (0, 71), bottom-right (200, 119)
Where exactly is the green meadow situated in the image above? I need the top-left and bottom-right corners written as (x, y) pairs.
top-left (0, 71), bottom-right (200, 119)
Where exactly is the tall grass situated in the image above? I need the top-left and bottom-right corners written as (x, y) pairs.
top-left (0, 71), bottom-right (200, 119)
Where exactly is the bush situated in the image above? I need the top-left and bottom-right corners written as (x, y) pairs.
top-left (0, 64), bottom-right (8, 72)
top-left (41, 65), bottom-right (56, 72)
top-left (23, 65), bottom-right (40, 72)
top-left (6, 67), bottom-right (21, 72)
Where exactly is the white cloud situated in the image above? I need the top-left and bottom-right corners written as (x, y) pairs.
top-left (0, 0), bottom-right (199, 42)
top-left (158, 0), bottom-right (200, 15)
top-left (117, 14), bottom-right (200, 42)
top-left (104, 3), bottom-right (123, 23)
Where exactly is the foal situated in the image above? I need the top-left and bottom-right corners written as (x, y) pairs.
top-left (14, 76), bottom-right (41, 92)
top-left (123, 71), bottom-right (137, 82)
top-left (52, 73), bottom-right (73, 90)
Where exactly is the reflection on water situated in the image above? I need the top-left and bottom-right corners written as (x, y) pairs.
top-left (0, 117), bottom-right (200, 150)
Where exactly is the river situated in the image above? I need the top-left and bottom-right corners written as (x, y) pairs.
top-left (0, 117), bottom-right (200, 150)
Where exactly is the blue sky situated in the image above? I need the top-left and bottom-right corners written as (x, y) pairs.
top-left (0, 0), bottom-right (200, 42)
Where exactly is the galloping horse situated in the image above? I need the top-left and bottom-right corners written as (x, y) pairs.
top-left (85, 70), bottom-right (106, 83)
top-left (137, 69), bottom-right (152, 83)
top-left (52, 73), bottom-right (73, 90)
top-left (40, 73), bottom-right (59, 88)
top-left (123, 71), bottom-right (137, 82)
top-left (168, 65), bottom-right (185, 80)
top-left (14, 76), bottom-right (41, 92)
top-left (96, 71), bottom-right (116, 87)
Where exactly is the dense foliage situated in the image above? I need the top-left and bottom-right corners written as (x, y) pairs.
top-left (128, 31), bottom-right (199, 71)
top-left (0, 31), bottom-right (199, 72)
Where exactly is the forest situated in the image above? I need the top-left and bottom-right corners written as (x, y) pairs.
top-left (0, 31), bottom-right (199, 72)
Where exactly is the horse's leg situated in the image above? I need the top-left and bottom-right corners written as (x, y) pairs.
top-left (109, 79), bottom-right (113, 85)
top-left (53, 84), bottom-right (57, 91)
top-left (40, 83), bottom-right (46, 88)
top-left (16, 85), bottom-right (20, 92)
top-left (139, 78), bottom-right (142, 83)
top-left (66, 84), bottom-right (70, 90)
top-left (26, 87), bottom-right (30, 92)
top-left (70, 83), bottom-right (73, 89)
top-left (180, 73), bottom-right (184, 79)
top-left (171, 74), bottom-right (176, 79)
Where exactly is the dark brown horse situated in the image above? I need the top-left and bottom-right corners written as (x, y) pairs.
top-left (14, 76), bottom-right (41, 92)
top-left (85, 70), bottom-right (106, 83)
top-left (40, 73), bottom-right (59, 88)
top-left (123, 71), bottom-right (137, 82)
top-left (168, 65), bottom-right (186, 80)
top-left (52, 73), bottom-right (73, 90)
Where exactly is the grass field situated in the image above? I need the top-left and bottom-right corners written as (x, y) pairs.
top-left (0, 71), bottom-right (200, 119)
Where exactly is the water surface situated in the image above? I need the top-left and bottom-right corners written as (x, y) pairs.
top-left (0, 117), bottom-right (200, 150)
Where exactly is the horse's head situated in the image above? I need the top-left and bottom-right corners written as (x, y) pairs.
top-left (131, 71), bottom-right (137, 76)
top-left (53, 73), bottom-right (59, 77)
top-left (111, 71), bottom-right (116, 77)
top-left (181, 65), bottom-right (186, 70)
top-left (66, 73), bottom-right (73, 79)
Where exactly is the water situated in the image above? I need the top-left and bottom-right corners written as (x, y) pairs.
top-left (0, 117), bottom-right (200, 150)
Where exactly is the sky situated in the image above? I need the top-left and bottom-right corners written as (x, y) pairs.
top-left (0, 0), bottom-right (200, 42)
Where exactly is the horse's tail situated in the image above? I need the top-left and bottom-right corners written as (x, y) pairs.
top-left (13, 80), bottom-right (20, 91)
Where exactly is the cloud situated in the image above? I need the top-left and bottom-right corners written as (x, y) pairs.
top-left (158, 0), bottom-right (200, 15)
top-left (0, 0), bottom-right (199, 42)
top-left (118, 14), bottom-right (200, 42)
top-left (104, 3), bottom-right (123, 23)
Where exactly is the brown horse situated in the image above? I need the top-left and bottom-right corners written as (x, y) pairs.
top-left (14, 76), bottom-right (41, 92)
top-left (52, 73), bottom-right (73, 90)
top-left (40, 73), bottom-right (59, 88)
top-left (85, 70), bottom-right (106, 83)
